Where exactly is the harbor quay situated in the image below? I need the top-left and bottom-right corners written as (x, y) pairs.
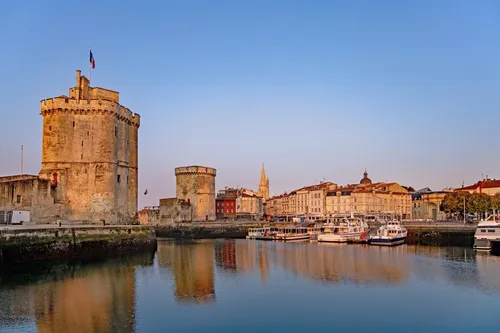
top-left (0, 220), bottom-right (480, 266)
top-left (0, 224), bottom-right (156, 266)
top-left (156, 220), bottom-right (477, 246)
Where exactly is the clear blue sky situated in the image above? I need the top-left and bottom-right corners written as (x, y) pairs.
top-left (1, 0), bottom-right (499, 208)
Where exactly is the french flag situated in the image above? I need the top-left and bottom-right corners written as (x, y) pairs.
top-left (90, 50), bottom-right (95, 69)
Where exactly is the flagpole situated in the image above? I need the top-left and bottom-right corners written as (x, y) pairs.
top-left (89, 47), bottom-right (92, 84)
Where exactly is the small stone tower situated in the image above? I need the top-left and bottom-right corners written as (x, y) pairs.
top-left (258, 163), bottom-right (270, 199)
top-left (175, 166), bottom-right (216, 221)
top-left (39, 70), bottom-right (140, 224)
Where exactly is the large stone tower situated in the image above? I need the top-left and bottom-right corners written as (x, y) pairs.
top-left (175, 166), bottom-right (216, 221)
top-left (258, 164), bottom-right (270, 199)
top-left (39, 70), bottom-right (140, 224)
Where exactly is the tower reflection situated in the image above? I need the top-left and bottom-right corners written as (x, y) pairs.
top-left (157, 240), bottom-right (215, 303)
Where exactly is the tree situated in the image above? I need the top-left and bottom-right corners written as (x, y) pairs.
top-left (467, 193), bottom-right (491, 217)
top-left (441, 192), bottom-right (469, 215)
top-left (490, 192), bottom-right (500, 212)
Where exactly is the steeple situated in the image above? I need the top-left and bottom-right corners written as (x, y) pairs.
top-left (260, 163), bottom-right (266, 184)
top-left (258, 163), bottom-right (270, 199)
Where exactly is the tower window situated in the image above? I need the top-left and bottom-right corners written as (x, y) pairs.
top-left (87, 131), bottom-right (89, 136)
top-left (117, 175), bottom-right (121, 183)
top-left (81, 141), bottom-right (84, 147)
top-left (16, 195), bottom-right (21, 204)
top-left (72, 121), bottom-right (75, 127)
top-left (81, 153), bottom-right (83, 160)
top-left (49, 126), bottom-right (52, 131)
top-left (115, 126), bottom-right (117, 137)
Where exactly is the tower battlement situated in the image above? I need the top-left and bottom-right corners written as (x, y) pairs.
top-left (40, 96), bottom-right (140, 127)
top-left (175, 166), bottom-right (217, 176)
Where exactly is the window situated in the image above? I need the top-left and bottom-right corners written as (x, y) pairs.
top-left (72, 121), bottom-right (75, 127)
top-left (16, 195), bottom-right (21, 203)
top-left (49, 126), bottom-right (52, 131)
top-left (488, 230), bottom-right (495, 233)
top-left (81, 153), bottom-right (83, 160)
top-left (115, 126), bottom-right (118, 137)
top-left (117, 175), bottom-right (121, 183)
top-left (81, 141), bottom-right (84, 147)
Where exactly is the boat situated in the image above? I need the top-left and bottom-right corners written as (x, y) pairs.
top-left (307, 225), bottom-right (323, 241)
top-left (246, 227), bottom-right (277, 240)
top-left (275, 226), bottom-right (311, 241)
top-left (369, 220), bottom-right (407, 246)
top-left (474, 215), bottom-right (500, 251)
top-left (317, 217), bottom-right (370, 243)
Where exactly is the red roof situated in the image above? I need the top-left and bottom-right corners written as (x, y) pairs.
top-left (456, 179), bottom-right (500, 191)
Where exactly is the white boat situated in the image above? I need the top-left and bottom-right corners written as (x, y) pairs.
top-left (317, 217), bottom-right (370, 243)
top-left (369, 220), bottom-right (407, 246)
top-left (474, 216), bottom-right (500, 251)
top-left (246, 227), bottom-right (277, 240)
top-left (307, 226), bottom-right (323, 241)
top-left (275, 226), bottom-right (311, 241)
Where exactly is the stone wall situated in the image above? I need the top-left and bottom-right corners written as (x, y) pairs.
top-left (0, 226), bottom-right (156, 265)
top-left (0, 176), bottom-right (66, 223)
top-left (175, 166), bottom-right (216, 221)
top-left (158, 198), bottom-right (192, 224)
top-left (37, 70), bottom-right (140, 224)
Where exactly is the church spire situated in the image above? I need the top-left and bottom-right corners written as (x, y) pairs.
top-left (260, 163), bottom-right (267, 185)
top-left (258, 163), bottom-right (270, 199)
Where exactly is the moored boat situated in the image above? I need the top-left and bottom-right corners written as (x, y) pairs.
top-left (474, 216), bottom-right (500, 251)
top-left (246, 227), bottom-right (277, 240)
top-left (275, 226), bottom-right (311, 241)
top-left (318, 217), bottom-right (369, 243)
top-left (369, 220), bottom-right (407, 246)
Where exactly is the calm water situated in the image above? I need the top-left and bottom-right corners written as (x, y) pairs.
top-left (1, 240), bottom-right (500, 333)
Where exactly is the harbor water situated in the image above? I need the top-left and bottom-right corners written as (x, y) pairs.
top-left (1, 239), bottom-right (500, 332)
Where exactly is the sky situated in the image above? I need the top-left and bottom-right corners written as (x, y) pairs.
top-left (0, 0), bottom-right (499, 208)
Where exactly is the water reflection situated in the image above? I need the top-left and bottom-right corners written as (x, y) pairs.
top-left (157, 240), bottom-right (215, 303)
top-left (0, 253), bottom-right (154, 333)
top-left (276, 242), bottom-right (411, 285)
top-left (2, 241), bottom-right (500, 332)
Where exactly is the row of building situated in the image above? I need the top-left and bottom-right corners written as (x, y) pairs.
top-left (265, 172), bottom-right (500, 222)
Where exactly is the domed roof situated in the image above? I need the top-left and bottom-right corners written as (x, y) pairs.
top-left (360, 169), bottom-right (372, 185)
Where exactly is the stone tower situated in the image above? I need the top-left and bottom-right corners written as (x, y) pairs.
top-left (39, 70), bottom-right (140, 224)
top-left (175, 166), bottom-right (216, 221)
top-left (258, 164), bottom-right (270, 199)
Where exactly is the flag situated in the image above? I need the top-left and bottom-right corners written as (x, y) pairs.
top-left (144, 189), bottom-right (148, 195)
top-left (90, 50), bottom-right (95, 69)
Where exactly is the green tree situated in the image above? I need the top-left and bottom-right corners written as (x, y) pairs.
top-left (490, 192), bottom-right (500, 212)
top-left (467, 193), bottom-right (491, 217)
top-left (441, 192), bottom-right (470, 215)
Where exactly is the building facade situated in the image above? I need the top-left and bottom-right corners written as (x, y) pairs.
top-left (0, 70), bottom-right (140, 224)
top-left (216, 188), bottom-right (237, 219)
top-left (412, 188), bottom-right (449, 220)
top-left (455, 177), bottom-right (500, 195)
top-left (265, 181), bottom-right (336, 221)
top-left (325, 171), bottom-right (412, 219)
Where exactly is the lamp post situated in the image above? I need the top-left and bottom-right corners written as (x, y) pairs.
top-left (463, 195), bottom-right (466, 225)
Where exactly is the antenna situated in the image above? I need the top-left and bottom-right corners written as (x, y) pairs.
top-left (20, 145), bottom-right (23, 175)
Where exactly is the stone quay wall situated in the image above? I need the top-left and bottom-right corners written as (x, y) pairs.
top-left (0, 226), bottom-right (155, 266)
